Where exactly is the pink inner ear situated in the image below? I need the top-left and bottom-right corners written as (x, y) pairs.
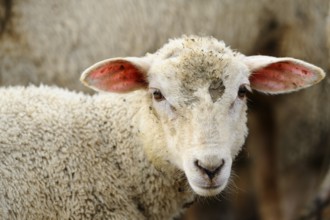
top-left (86, 60), bottom-right (147, 92)
top-left (250, 61), bottom-right (316, 93)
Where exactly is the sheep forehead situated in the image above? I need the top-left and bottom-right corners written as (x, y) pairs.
top-left (174, 49), bottom-right (230, 90)
top-left (156, 36), bottom-right (237, 60)
top-left (151, 36), bottom-right (244, 103)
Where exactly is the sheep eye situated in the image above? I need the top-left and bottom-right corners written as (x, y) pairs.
top-left (152, 89), bottom-right (165, 102)
top-left (238, 85), bottom-right (248, 99)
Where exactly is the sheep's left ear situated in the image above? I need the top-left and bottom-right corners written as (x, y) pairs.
top-left (244, 55), bottom-right (326, 94)
top-left (80, 57), bottom-right (151, 93)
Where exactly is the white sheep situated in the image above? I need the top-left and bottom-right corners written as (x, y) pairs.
top-left (0, 36), bottom-right (325, 219)
top-left (1, 2), bottom-right (330, 219)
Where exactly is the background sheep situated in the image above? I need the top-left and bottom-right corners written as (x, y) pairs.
top-left (1, 1), bottom-right (330, 219)
top-left (0, 0), bottom-right (269, 91)
top-left (0, 36), bottom-right (325, 219)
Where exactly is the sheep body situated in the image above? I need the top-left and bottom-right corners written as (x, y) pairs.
top-left (0, 86), bottom-right (193, 219)
top-left (0, 36), bottom-right (325, 219)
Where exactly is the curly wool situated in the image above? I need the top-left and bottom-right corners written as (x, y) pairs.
top-left (0, 85), bottom-right (194, 220)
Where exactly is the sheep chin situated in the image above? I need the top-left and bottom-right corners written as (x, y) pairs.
top-left (188, 179), bottom-right (227, 197)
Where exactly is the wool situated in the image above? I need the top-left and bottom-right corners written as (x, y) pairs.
top-left (0, 86), bottom-right (194, 219)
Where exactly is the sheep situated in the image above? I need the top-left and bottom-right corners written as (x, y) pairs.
top-left (1, 0), bottom-right (328, 91)
top-left (1, 1), bottom-right (330, 219)
top-left (257, 2), bottom-right (330, 219)
top-left (0, 36), bottom-right (325, 219)
top-left (0, 0), bottom-right (284, 91)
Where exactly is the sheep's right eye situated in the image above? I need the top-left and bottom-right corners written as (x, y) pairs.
top-left (152, 89), bottom-right (165, 102)
top-left (238, 85), bottom-right (248, 99)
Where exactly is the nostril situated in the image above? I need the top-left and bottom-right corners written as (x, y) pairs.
top-left (194, 159), bottom-right (225, 180)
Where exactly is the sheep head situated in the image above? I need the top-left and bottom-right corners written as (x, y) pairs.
top-left (81, 36), bottom-right (325, 197)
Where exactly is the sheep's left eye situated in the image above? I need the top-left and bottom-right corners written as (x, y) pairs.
top-left (238, 85), bottom-right (248, 99)
top-left (152, 89), bottom-right (165, 102)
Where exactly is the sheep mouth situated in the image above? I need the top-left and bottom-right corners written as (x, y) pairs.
top-left (190, 176), bottom-right (228, 191)
top-left (190, 184), bottom-right (224, 197)
top-left (199, 184), bottom-right (222, 190)
top-left (188, 180), bottom-right (227, 197)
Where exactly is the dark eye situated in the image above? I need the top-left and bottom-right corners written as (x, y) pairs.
top-left (152, 89), bottom-right (165, 102)
top-left (238, 85), bottom-right (248, 99)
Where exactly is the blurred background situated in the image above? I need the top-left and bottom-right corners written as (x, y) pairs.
top-left (1, 0), bottom-right (329, 219)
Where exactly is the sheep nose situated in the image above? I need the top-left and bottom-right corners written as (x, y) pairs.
top-left (194, 159), bottom-right (225, 180)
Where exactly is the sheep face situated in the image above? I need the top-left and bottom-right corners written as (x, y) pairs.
top-left (81, 36), bottom-right (325, 197)
top-left (146, 44), bottom-right (249, 196)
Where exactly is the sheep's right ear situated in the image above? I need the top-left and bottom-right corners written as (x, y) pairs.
top-left (244, 55), bottom-right (325, 94)
top-left (80, 57), bottom-right (151, 93)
